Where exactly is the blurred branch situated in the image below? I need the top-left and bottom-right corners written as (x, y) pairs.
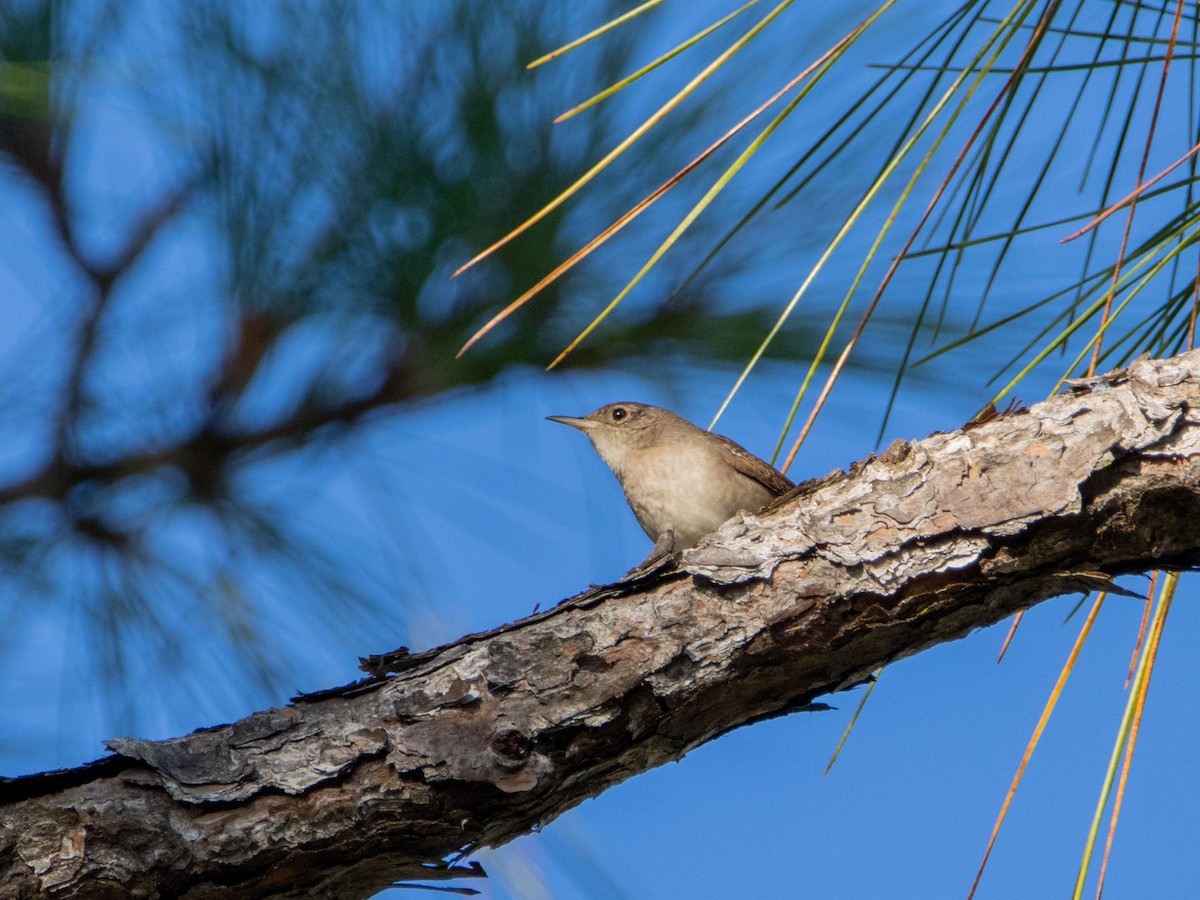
top-left (0, 346), bottom-right (415, 507)
top-left (56, 170), bottom-right (208, 456)
top-left (4, 349), bottom-right (1200, 897)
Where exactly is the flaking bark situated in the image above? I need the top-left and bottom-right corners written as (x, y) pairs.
top-left (4, 351), bottom-right (1200, 899)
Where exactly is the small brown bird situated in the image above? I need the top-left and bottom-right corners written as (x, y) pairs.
top-left (547, 402), bottom-right (794, 553)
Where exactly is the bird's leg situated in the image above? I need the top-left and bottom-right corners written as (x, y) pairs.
top-left (619, 529), bottom-right (678, 582)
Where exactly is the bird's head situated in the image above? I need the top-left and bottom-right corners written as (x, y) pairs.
top-left (547, 402), bottom-right (678, 469)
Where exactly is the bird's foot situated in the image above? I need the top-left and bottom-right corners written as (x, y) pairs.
top-left (618, 530), bottom-right (679, 582)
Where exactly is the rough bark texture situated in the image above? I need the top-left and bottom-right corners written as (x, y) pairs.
top-left (4, 352), bottom-right (1200, 899)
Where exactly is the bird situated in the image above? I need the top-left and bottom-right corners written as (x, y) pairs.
top-left (547, 402), bottom-right (794, 554)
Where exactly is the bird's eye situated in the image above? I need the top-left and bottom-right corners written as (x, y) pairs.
top-left (611, 407), bottom-right (627, 422)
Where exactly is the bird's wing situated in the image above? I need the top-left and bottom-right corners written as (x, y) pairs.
top-left (712, 433), bottom-right (794, 496)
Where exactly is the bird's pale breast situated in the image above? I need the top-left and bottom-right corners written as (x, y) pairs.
top-left (616, 441), bottom-right (775, 548)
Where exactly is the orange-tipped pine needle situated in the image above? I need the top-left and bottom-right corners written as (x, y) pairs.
top-left (1075, 573), bottom-right (1175, 900)
top-left (967, 593), bottom-right (1105, 900)
top-left (1093, 573), bottom-right (1175, 900)
top-left (526, 0), bottom-right (668, 69)
top-left (996, 610), bottom-right (1025, 663)
top-left (1124, 571), bottom-right (1157, 689)
top-left (457, 184), bottom-right (674, 359)
top-left (458, 17), bottom-right (864, 355)
top-left (458, 6), bottom-right (873, 362)
top-left (453, 0), bottom-right (794, 279)
top-left (1060, 140), bottom-right (1200, 244)
top-left (457, 21), bottom-right (839, 358)
top-left (823, 668), bottom-right (883, 777)
top-left (555, 0), bottom-right (760, 123)
top-left (546, 7), bottom-right (877, 372)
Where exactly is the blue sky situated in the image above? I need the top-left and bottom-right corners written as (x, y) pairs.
top-left (1, 1), bottom-right (1197, 897)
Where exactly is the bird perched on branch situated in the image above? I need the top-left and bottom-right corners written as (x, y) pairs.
top-left (548, 402), bottom-right (794, 556)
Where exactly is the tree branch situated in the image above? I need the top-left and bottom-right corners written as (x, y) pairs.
top-left (3, 351), bottom-right (1200, 898)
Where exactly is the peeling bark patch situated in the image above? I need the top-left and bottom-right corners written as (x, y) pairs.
top-left (106, 734), bottom-right (256, 790)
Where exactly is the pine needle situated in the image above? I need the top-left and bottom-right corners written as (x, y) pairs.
top-left (454, 0), bottom-right (794, 278)
top-left (967, 592), bottom-right (1105, 900)
top-left (1072, 574), bottom-right (1175, 899)
top-left (823, 668), bottom-right (883, 777)
top-left (555, 1), bottom-right (760, 122)
top-left (526, 0), bottom-right (668, 69)
top-left (996, 610), bottom-right (1024, 663)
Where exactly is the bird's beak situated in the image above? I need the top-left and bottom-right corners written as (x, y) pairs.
top-left (546, 415), bottom-right (596, 432)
